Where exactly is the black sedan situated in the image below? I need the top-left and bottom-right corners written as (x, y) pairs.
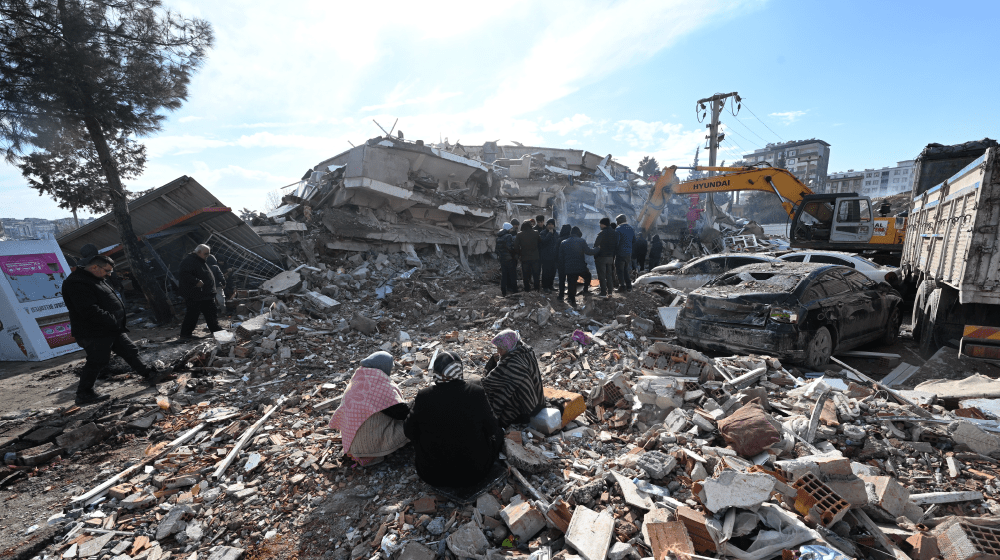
top-left (675, 262), bottom-right (903, 369)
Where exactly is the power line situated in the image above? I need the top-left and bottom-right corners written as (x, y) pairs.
top-left (741, 101), bottom-right (784, 142)
top-left (722, 124), bottom-right (761, 149)
top-left (728, 115), bottom-right (770, 144)
top-left (719, 134), bottom-right (749, 159)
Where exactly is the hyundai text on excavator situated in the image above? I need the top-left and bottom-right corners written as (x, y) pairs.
top-left (636, 164), bottom-right (907, 259)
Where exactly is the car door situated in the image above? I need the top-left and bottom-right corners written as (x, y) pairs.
top-left (814, 269), bottom-right (868, 346)
top-left (830, 198), bottom-right (874, 244)
top-left (671, 257), bottom-right (725, 291)
top-left (840, 269), bottom-right (885, 340)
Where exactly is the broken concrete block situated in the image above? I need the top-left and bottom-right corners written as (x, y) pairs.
top-left (791, 472), bottom-right (851, 527)
top-left (413, 496), bottom-right (436, 514)
top-left (261, 271), bottom-right (301, 294)
top-left (635, 377), bottom-right (681, 410)
top-left (637, 450), bottom-right (677, 479)
top-left (938, 522), bottom-right (1000, 560)
top-left (609, 471), bottom-right (653, 510)
top-left (78, 531), bottom-right (114, 557)
top-left (235, 314), bottom-right (268, 340)
top-left (813, 455), bottom-right (853, 479)
top-left (632, 317), bottom-right (654, 335)
top-left (447, 522), bottom-right (490, 558)
top-left (155, 504), bottom-right (195, 540)
top-left (641, 508), bottom-right (674, 546)
top-left (305, 291), bottom-right (341, 311)
top-left (545, 498), bottom-right (573, 533)
top-left (689, 462), bottom-right (708, 482)
top-left (826, 478), bottom-right (869, 507)
top-left (717, 401), bottom-right (780, 458)
top-left (107, 483), bottom-right (134, 501)
top-left (906, 533), bottom-right (939, 560)
top-left (349, 313), bottom-right (377, 335)
top-left (399, 542), bottom-right (436, 560)
top-left (565, 506), bottom-right (615, 560)
top-left (948, 421), bottom-right (1000, 455)
top-left (24, 426), bottom-right (62, 443)
top-left (663, 408), bottom-right (690, 432)
top-left (17, 442), bottom-right (61, 466)
top-left (860, 476), bottom-right (910, 518)
top-left (702, 470), bottom-right (776, 513)
top-left (676, 506), bottom-right (717, 553)
top-left (476, 493), bottom-right (501, 518)
top-left (529, 408), bottom-right (563, 435)
top-left (504, 439), bottom-right (551, 473)
top-left (500, 501), bottom-right (545, 541)
top-left (205, 546), bottom-right (245, 560)
top-left (608, 542), bottom-right (638, 560)
top-left (690, 412), bottom-right (716, 433)
top-left (647, 522), bottom-right (695, 560)
top-left (122, 492), bottom-right (156, 510)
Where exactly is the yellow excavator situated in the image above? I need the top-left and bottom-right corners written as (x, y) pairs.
top-left (636, 164), bottom-right (906, 255)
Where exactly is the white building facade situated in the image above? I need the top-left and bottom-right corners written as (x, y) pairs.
top-left (860, 160), bottom-right (915, 198)
top-left (825, 170), bottom-right (864, 194)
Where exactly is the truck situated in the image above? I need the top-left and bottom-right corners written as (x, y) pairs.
top-left (902, 139), bottom-right (1000, 358)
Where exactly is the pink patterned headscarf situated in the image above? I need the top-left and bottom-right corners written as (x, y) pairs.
top-left (491, 329), bottom-right (520, 353)
top-left (329, 367), bottom-right (405, 461)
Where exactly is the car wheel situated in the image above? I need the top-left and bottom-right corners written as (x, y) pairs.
top-left (879, 306), bottom-right (902, 346)
top-left (804, 327), bottom-right (833, 370)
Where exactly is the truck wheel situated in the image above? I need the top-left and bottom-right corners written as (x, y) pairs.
top-left (879, 306), bottom-right (902, 346)
top-left (918, 289), bottom-right (944, 358)
top-left (804, 327), bottom-right (833, 370)
top-left (911, 280), bottom-right (934, 343)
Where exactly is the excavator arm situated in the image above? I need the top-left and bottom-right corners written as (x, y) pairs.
top-left (636, 165), bottom-right (814, 234)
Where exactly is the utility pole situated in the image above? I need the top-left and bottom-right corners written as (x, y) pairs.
top-left (697, 92), bottom-right (739, 177)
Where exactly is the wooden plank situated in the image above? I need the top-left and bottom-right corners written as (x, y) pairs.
top-left (909, 490), bottom-right (984, 504)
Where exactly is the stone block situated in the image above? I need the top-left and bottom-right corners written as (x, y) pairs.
top-left (813, 455), bottom-right (853, 479)
top-left (155, 504), bottom-right (195, 540)
top-left (17, 442), bottom-right (61, 466)
top-left (860, 476), bottom-right (910, 518)
top-left (504, 439), bottom-right (552, 473)
top-left (609, 471), bottom-right (653, 510)
top-left (78, 532), bottom-right (114, 557)
top-left (24, 426), bottom-right (62, 443)
top-left (565, 506), bottom-right (615, 560)
top-left (447, 522), bottom-right (489, 558)
top-left (702, 471), bottom-right (775, 513)
top-left (206, 546), bottom-right (245, 560)
top-left (609, 542), bottom-right (638, 560)
top-left (500, 501), bottom-right (546, 541)
top-left (647, 521), bottom-right (695, 560)
top-left (476, 493), bottom-right (501, 518)
top-left (826, 478), bottom-right (869, 507)
top-left (906, 533), bottom-right (939, 560)
top-left (399, 541), bottom-right (436, 560)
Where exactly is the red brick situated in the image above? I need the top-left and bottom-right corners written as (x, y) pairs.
top-left (791, 472), bottom-right (850, 528)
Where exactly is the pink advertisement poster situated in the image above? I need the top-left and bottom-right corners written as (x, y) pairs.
top-left (0, 253), bottom-right (66, 303)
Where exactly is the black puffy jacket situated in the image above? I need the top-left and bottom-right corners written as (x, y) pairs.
top-left (594, 227), bottom-right (617, 258)
top-left (496, 230), bottom-right (516, 263)
top-left (178, 252), bottom-right (216, 300)
top-left (63, 269), bottom-right (127, 339)
top-left (538, 227), bottom-right (560, 261)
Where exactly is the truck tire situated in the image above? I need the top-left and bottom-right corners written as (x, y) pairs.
top-left (803, 327), bottom-right (833, 370)
top-left (912, 279), bottom-right (934, 344)
top-left (918, 288), bottom-right (944, 358)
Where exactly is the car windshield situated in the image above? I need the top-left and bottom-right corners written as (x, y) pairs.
top-left (711, 271), bottom-right (806, 293)
top-left (850, 255), bottom-right (881, 268)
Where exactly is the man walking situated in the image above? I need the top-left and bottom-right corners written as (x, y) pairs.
top-left (63, 253), bottom-right (167, 404)
top-left (593, 218), bottom-right (617, 298)
top-left (178, 244), bottom-right (223, 341)
top-left (614, 214), bottom-right (635, 293)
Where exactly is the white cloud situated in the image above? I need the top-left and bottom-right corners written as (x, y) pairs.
top-left (178, 116), bottom-right (204, 123)
top-left (361, 88), bottom-right (463, 112)
top-left (541, 114), bottom-right (593, 136)
top-left (144, 135), bottom-right (230, 157)
top-left (609, 119), bottom-right (704, 170)
top-left (769, 110), bottom-right (807, 125)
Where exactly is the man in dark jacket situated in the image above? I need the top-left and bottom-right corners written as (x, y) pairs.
top-left (538, 219), bottom-right (559, 293)
top-left (63, 254), bottom-right (163, 404)
top-left (633, 235), bottom-right (649, 272)
top-left (404, 351), bottom-right (502, 488)
top-left (206, 254), bottom-right (227, 309)
top-left (558, 227), bottom-right (596, 306)
top-left (534, 215), bottom-right (546, 232)
top-left (178, 244), bottom-right (223, 340)
top-left (648, 235), bottom-right (664, 269)
top-left (496, 223), bottom-right (518, 297)
top-left (614, 214), bottom-right (636, 292)
top-left (593, 217), bottom-right (617, 297)
top-left (555, 224), bottom-right (572, 300)
top-left (513, 221), bottom-right (541, 291)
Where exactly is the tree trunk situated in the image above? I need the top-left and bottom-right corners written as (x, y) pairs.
top-left (82, 116), bottom-right (174, 324)
top-left (72, 207), bottom-right (79, 229)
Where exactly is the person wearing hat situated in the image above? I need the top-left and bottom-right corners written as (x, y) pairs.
top-left (63, 250), bottom-right (168, 404)
top-left (482, 329), bottom-right (545, 427)
top-left (177, 244), bottom-right (223, 341)
top-left (404, 350), bottom-right (503, 488)
top-left (329, 351), bottom-right (410, 466)
top-left (614, 214), bottom-right (636, 293)
top-left (495, 223), bottom-right (518, 297)
top-left (593, 217), bottom-right (617, 298)
top-left (537, 219), bottom-right (559, 293)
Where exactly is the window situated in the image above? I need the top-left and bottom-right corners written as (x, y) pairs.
top-left (893, 178), bottom-right (899, 183)
top-left (819, 272), bottom-right (852, 296)
top-left (836, 199), bottom-right (871, 222)
top-left (782, 255), bottom-right (806, 262)
top-left (903, 169), bottom-right (908, 174)
top-left (687, 257), bottom-right (726, 274)
top-left (789, 150), bottom-right (797, 156)
top-left (810, 255), bottom-right (854, 268)
top-left (727, 256), bottom-right (768, 268)
top-left (894, 169), bottom-right (900, 175)
top-left (842, 269), bottom-right (876, 291)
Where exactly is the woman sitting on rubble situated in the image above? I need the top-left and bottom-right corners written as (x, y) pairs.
top-left (481, 329), bottom-right (545, 428)
top-left (329, 351), bottom-right (410, 466)
top-left (404, 350), bottom-right (503, 488)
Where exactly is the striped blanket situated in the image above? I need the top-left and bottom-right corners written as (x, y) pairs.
top-left (481, 343), bottom-right (545, 427)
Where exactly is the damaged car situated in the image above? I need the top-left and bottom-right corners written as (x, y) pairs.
top-left (676, 262), bottom-right (903, 369)
top-left (635, 253), bottom-right (780, 292)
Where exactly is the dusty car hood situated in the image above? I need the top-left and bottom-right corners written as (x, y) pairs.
top-left (684, 291), bottom-right (800, 327)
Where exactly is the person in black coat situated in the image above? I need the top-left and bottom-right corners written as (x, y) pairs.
top-left (558, 227), bottom-right (597, 306)
top-left (537, 219), bottom-right (559, 293)
top-left (404, 351), bottom-right (503, 488)
top-left (178, 244), bottom-right (223, 341)
top-left (648, 235), bottom-right (664, 269)
top-left (633, 235), bottom-right (649, 272)
top-left (206, 254), bottom-right (227, 309)
top-left (63, 254), bottom-right (165, 404)
top-left (593, 217), bottom-right (617, 297)
top-left (496, 224), bottom-right (518, 297)
top-left (555, 224), bottom-right (572, 299)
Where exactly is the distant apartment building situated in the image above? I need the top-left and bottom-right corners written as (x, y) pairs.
top-left (859, 160), bottom-right (915, 198)
top-left (826, 170), bottom-right (864, 194)
top-left (1, 217), bottom-right (95, 240)
top-left (742, 139), bottom-right (831, 189)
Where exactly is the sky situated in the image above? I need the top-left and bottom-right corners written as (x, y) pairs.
top-left (2, 0), bottom-right (1000, 220)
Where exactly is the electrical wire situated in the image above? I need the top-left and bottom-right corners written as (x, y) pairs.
top-left (728, 114), bottom-right (771, 144)
top-left (741, 101), bottom-right (784, 141)
top-left (720, 135), bottom-right (749, 160)
top-left (722, 124), bottom-right (761, 149)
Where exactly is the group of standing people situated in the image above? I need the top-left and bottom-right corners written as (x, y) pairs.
top-left (495, 213), bottom-right (665, 306)
top-left (329, 328), bottom-right (545, 490)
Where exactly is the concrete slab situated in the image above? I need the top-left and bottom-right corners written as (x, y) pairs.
top-left (566, 506), bottom-right (615, 560)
